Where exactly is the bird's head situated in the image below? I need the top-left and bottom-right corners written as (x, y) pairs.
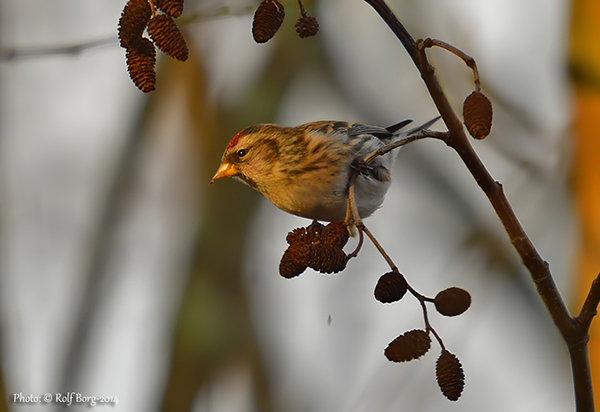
top-left (211, 124), bottom-right (287, 190)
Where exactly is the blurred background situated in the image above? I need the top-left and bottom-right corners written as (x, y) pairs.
top-left (0, 0), bottom-right (598, 410)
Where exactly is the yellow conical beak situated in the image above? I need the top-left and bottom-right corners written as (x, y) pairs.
top-left (210, 162), bottom-right (237, 184)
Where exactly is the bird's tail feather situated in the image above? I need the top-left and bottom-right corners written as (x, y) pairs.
top-left (405, 116), bottom-right (441, 135)
top-left (385, 119), bottom-right (414, 134)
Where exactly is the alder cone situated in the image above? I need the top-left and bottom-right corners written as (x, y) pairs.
top-left (322, 222), bottom-right (349, 248)
top-left (281, 221), bottom-right (348, 276)
top-left (463, 91), bottom-right (493, 140)
top-left (436, 350), bottom-right (465, 401)
top-left (286, 224), bottom-right (319, 245)
top-left (279, 244), bottom-right (311, 278)
top-left (252, 0), bottom-right (285, 43)
top-left (434, 287), bottom-right (471, 317)
top-left (153, 0), bottom-right (184, 18)
top-left (374, 271), bottom-right (408, 303)
top-left (286, 226), bottom-right (308, 245)
top-left (126, 38), bottom-right (156, 93)
top-left (384, 329), bottom-right (431, 363)
top-left (118, 0), bottom-right (152, 48)
top-left (295, 15), bottom-right (319, 38)
top-left (148, 14), bottom-right (189, 61)
top-left (307, 244), bottom-right (347, 274)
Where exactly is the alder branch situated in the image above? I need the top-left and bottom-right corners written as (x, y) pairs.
top-left (0, 38), bottom-right (116, 60)
top-left (361, 0), bottom-right (596, 411)
top-left (577, 272), bottom-right (600, 331)
top-left (0, 5), bottom-right (253, 61)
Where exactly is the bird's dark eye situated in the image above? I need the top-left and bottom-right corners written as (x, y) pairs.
top-left (237, 149), bottom-right (248, 158)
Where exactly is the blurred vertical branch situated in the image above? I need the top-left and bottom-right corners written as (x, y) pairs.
top-left (161, 27), bottom-right (322, 411)
top-left (570, 0), bottom-right (600, 408)
top-left (0, 381), bottom-right (6, 411)
top-left (0, 347), bottom-right (7, 412)
top-left (59, 70), bottom-right (158, 393)
top-left (0, 7), bottom-right (10, 408)
top-left (158, 39), bottom-right (265, 411)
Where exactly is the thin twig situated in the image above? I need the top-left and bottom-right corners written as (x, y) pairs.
top-left (410, 285), bottom-right (445, 350)
top-left (347, 228), bottom-right (364, 259)
top-left (417, 38), bottom-right (481, 92)
top-left (0, 37), bottom-right (116, 60)
top-left (360, 224), bottom-right (397, 271)
top-left (297, 0), bottom-right (307, 17)
top-left (577, 272), bottom-right (600, 331)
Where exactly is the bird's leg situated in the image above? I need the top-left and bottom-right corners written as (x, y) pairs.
top-left (345, 171), bottom-right (365, 258)
top-left (351, 158), bottom-right (375, 176)
top-left (344, 171), bottom-right (362, 227)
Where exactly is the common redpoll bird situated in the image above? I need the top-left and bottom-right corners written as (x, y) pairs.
top-left (211, 118), bottom-right (439, 222)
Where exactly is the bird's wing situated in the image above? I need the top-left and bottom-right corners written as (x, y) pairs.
top-left (347, 124), bottom-right (395, 139)
top-left (347, 117), bottom-right (439, 140)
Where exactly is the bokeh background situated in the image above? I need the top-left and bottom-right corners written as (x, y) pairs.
top-left (0, 0), bottom-right (598, 410)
